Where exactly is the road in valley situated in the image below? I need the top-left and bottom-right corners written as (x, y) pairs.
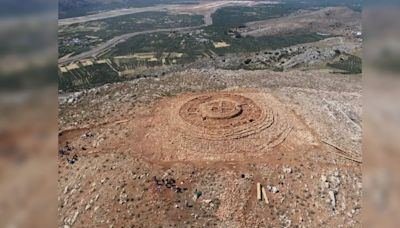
top-left (58, 26), bottom-right (202, 65)
top-left (59, 5), bottom-right (182, 26)
top-left (59, 1), bottom-right (278, 25)
top-left (58, 1), bottom-right (279, 65)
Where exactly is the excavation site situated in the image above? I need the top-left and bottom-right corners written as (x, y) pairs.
top-left (135, 90), bottom-right (314, 162)
top-left (58, 69), bottom-right (362, 227)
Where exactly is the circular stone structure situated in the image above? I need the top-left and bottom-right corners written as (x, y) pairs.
top-left (178, 93), bottom-right (274, 140)
top-left (138, 91), bottom-right (307, 161)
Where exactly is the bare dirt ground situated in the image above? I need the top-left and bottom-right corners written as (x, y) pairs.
top-left (240, 7), bottom-right (361, 38)
top-left (58, 68), bottom-right (362, 227)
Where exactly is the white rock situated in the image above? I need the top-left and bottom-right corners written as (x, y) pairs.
top-left (321, 175), bottom-right (327, 182)
top-left (64, 186), bottom-right (69, 194)
top-left (328, 191), bottom-right (336, 208)
top-left (70, 211), bottom-right (79, 225)
top-left (283, 167), bottom-right (292, 174)
top-left (63, 197), bottom-right (69, 206)
top-left (272, 187), bottom-right (279, 193)
top-left (333, 170), bottom-right (340, 177)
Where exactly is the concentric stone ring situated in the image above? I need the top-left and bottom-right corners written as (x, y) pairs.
top-left (177, 93), bottom-right (275, 140)
top-left (140, 91), bottom-right (300, 161)
top-left (199, 99), bottom-right (243, 120)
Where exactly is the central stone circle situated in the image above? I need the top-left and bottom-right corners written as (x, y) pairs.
top-left (177, 93), bottom-right (275, 140)
top-left (199, 99), bottom-right (242, 120)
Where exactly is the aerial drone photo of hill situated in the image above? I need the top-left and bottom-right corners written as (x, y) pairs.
top-left (57, 0), bottom-right (362, 227)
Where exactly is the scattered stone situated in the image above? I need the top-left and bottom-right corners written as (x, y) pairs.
top-left (70, 211), bottom-right (79, 225)
top-left (283, 167), bottom-right (292, 174)
top-left (272, 187), bottom-right (279, 193)
top-left (82, 132), bottom-right (95, 138)
top-left (321, 175), bottom-right (327, 182)
top-left (333, 169), bottom-right (340, 177)
top-left (328, 190), bottom-right (336, 208)
top-left (185, 200), bottom-right (193, 208)
top-left (64, 186), bottom-right (69, 194)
